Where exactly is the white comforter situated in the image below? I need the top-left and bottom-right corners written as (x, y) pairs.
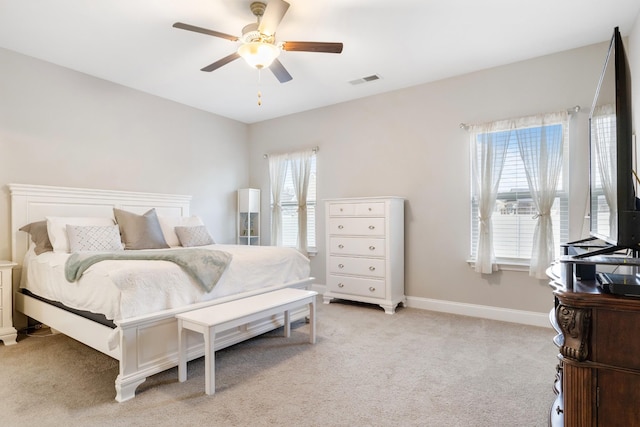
top-left (21, 244), bottom-right (310, 321)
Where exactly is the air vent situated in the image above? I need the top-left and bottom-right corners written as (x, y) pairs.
top-left (349, 74), bottom-right (382, 85)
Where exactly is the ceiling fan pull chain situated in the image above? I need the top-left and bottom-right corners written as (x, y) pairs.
top-left (257, 69), bottom-right (262, 106)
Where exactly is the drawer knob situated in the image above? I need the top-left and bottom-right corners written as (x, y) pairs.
top-left (340, 208), bottom-right (343, 212)
top-left (368, 207), bottom-right (372, 211)
top-left (369, 266), bottom-right (375, 271)
top-left (338, 264), bottom-right (344, 269)
top-left (369, 246), bottom-right (375, 250)
top-left (368, 225), bottom-right (375, 230)
top-left (369, 287), bottom-right (376, 292)
top-left (338, 225), bottom-right (344, 229)
top-left (338, 244), bottom-right (344, 249)
top-left (338, 283), bottom-right (344, 288)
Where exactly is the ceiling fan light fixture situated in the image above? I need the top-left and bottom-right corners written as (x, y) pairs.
top-left (238, 42), bottom-right (280, 69)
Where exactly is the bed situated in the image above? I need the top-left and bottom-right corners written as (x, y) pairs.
top-left (9, 183), bottom-right (313, 402)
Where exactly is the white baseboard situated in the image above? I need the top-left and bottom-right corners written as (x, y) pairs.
top-left (312, 284), bottom-right (551, 328)
top-left (405, 296), bottom-right (551, 328)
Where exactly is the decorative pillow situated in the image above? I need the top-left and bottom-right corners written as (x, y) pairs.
top-left (66, 224), bottom-right (124, 252)
top-left (19, 221), bottom-right (54, 255)
top-left (46, 217), bottom-right (116, 253)
top-left (113, 208), bottom-right (170, 250)
top-left (158, 215), bottom-right (204, 247)
top-left (175, 225), bottom-right (215, 247)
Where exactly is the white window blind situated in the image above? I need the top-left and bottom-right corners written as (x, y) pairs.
top-left (276, 155), bottom-right (317, 249)
top-left (470, 124), bottom-right (569, 263)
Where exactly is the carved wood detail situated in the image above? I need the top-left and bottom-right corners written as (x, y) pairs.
top-left (556, 304), bottom-right (591, 361)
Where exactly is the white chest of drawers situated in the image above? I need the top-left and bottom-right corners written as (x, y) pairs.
top-left (324, 197), bottom-right (405, 314)
top-left (0, 260), bottom-right (18, 345)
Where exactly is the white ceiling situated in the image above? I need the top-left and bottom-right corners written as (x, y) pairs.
top-left (1, 0), bottom-right (639, 124)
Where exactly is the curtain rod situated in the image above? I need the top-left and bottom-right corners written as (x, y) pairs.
top-left (459, 105), bottom-right (581, 130)
top-left (263, 146), bottom-right (319, 159)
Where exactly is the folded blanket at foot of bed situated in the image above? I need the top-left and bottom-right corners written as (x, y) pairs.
top-left (65, 248), bottom-right (232, 292)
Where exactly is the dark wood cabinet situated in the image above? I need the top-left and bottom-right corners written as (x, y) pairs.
top-left (549, 273), bottom-right (640, 427)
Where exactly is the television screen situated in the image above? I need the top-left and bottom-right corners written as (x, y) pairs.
top-left (589, 27), bottom-right (637, 251)
top-left (589, 36), bottom-right (618, 242)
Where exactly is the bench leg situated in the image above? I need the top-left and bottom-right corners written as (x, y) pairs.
top-left (204, 327), bottom-right (216, 395)
top-left (178, 319), bottom-right (187, 383)
top-left (284, 310), bottom-right (291, 338)
top-left (309, 298), bottom-right (316, 344)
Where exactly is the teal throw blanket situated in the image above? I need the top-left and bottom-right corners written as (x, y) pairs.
top-left (65, 248), bottom-right (232, 292)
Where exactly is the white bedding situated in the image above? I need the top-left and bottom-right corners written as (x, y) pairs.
top-left (21, 244), bottom-right (310, 321)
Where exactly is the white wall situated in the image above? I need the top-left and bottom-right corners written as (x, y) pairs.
top-left (3, 13), bottom-right (640, 321)
top-left (248, 41), bottom-right (619, 317)
top-left (0, 47), bottom-right (249, 256)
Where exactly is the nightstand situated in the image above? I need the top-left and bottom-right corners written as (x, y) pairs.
top-left (0, 260), bottom-right (17, 345)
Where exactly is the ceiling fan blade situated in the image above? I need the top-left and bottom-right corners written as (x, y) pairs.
top-left (281, 41), bottom-right (343, 54)
top-left (269, 59), bottom-right (293, 83)
top-left (173, 22), bottom-right (239, 42)
top-left (258, 0), bottom-right (290, 36)
top-left (201, 52), bottom-right (241, 72)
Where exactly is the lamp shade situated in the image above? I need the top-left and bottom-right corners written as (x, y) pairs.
top-left (237, 42), bottom-right (281, 69)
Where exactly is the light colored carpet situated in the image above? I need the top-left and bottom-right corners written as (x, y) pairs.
top-left (0, 299), bottom-right (556, 426)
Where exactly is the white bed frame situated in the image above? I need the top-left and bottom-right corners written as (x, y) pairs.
top-left (9, 183), bottom-right (313, 402)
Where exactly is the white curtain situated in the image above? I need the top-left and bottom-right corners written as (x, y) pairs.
top-left (514, 112), bottom-right (568, 278)
top-left (290, 150), bottom-right (313, 255)
top-left (268, 153), bottom-right (288, 246)
top-left (591, 104), bottom-right (617, 239)
top-left (470, 120), bottom-right (511, 273)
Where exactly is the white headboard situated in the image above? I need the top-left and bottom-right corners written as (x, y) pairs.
top-left (9, 183), bottom-right (191, 265)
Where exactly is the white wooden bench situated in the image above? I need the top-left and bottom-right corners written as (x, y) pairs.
top-left (176, 288), bottom-right (318, 395)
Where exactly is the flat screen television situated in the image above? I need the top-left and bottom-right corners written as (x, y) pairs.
top-left (588, 26), bottom-right (639, 255)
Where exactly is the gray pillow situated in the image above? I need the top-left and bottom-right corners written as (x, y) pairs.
top-left (113, 208), bottom-right (169, 250)
top-left (175, 225), bottom-right (215, 247)
top-left (19, 220), bottom-right (53, 255)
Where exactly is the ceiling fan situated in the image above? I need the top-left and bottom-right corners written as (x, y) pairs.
top-left (173, 0), bottom-right (344, 83)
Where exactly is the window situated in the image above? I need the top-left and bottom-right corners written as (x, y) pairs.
top-left (470, 120), bottom-right (569, 267)
top-left (272, 154), bottom-right (317, 251)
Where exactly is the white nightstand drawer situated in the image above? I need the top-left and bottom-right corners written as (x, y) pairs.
top-left (327, 275), bottom-right (385, 299)
top-left (330, 237), bottom-right (385, 256)
top-left (328, 256), bottom-right (385, 278)
top-left (328, 218), bottom-right (385, 236)
top-left (329, 202), bottom-right (385, 217)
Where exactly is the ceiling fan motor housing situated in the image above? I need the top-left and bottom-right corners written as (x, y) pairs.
top-left (241, 23), bottom-right (265, 43)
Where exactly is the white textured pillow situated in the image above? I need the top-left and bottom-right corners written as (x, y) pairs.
top-left (175, 225), bottom-right (215, 247)
top-left (66, 224), bottom-right (124, 252)
top-left (46, 216), bottom-right (116, 253)
top-left (158, 215), bottom-right (204, 246)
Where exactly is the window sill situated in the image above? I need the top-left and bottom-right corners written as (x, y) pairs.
top-left (466, 259), bottom-right (530, 272)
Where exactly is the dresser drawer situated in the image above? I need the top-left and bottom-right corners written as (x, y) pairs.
top-left (328, 256), bottom-right (385, 278)
top-left (330, 237), bottom-right (385, 256)
top-left (327, 275), bottom-right (385, 299)
top-left (328, 217), bottom-right (385, 236)
top-left (329, 202), bottom-right (385, 217)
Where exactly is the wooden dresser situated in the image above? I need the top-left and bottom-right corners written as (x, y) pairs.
top-left (324, 197), bottom-right (405, 314)
top-left (549, 261), bottom-right (640, 426)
